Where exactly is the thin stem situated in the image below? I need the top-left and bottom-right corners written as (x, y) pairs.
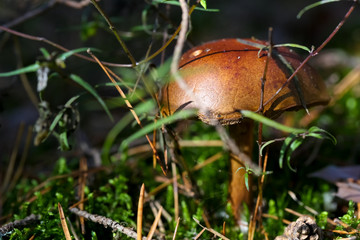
top-left (0, 25), bottom-right (132, 68)
top-left (263, 1), bottom-right (357, 108)
top-left (0, 0), bottom-right (57, 33)
top-left (90, 0), bottom-right (137, 67)
top-left (258, 27), bottom-right (273, 113)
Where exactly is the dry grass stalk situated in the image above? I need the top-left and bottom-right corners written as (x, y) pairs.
top-left (194, 228), bottom-right (206, 240)
top-left (8, 125), bottom-right (33, 192)
top-left (171, 162), bottom-right (179, 221)
top-left (172, 217), bottom-right (181, 240)
top-left (78, 157), bottom-right (88, 234)
top-left (147, 152), bottom-right (223, 198)
top-left (149, 201), bottom-right (165, 232)
top-left (153, 120), bottom-right (157, 168)
top-left (137, 184), bottom-right (145, 240)
top-left (154, 201), bottom-right (172, 223)
top-left (127, 140), bottom-right (223, 156)
top-left (27, 166), bottom-right (108, 199)
top-left (66, 216), bottom-right (80, 240)
top-left (58, 203), bottom-right (72, 240)
top-left (1, 123), bottom-right (24, 195)
top-left (248, 151), bottom-right (269, 239)
top-left (87, 49), bottom-right (165, 174)
top-left (193, 217), bottom-right (230, 240)
top-left (222, 221), bottom-right (226, 236)
top-left (146, 206), bottom-right (163, 239)
top-left (261, 213), bottom-right (291, 225)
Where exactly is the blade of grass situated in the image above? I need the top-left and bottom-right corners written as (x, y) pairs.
top-left (69, 74), bottom-right (113, 121)
top-left (172, 217), bottom-right (180, 240)
top-left (240, 110), bottom-right (306, 134)
top-left (120, 109), bottom-right (196, 151)
top-left (297, 0), bottom-right (341, 19)
top-left (102, 100), bottom-right (154, 162)
top-left (0, 63), bottom-right (40, 77)
top-left (57, 47), bottom-right (100, 62)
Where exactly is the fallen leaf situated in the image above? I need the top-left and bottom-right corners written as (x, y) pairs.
top-left (335, 182), bottom-right (360, 203)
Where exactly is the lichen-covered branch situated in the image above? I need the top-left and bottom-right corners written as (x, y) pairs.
top-left (69, 208), bottom-right (148, 240)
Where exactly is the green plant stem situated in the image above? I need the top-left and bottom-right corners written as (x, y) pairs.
top-left (241, 110), bottom-right (306, 134)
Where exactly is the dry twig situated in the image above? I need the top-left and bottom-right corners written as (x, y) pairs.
top-left (69, 208), bottom-right (147, 240)
top-left (0, 214), bottom-right (40, 235)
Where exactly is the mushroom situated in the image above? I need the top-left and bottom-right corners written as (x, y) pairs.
top-left (160, 38), bottom-right (329, 221)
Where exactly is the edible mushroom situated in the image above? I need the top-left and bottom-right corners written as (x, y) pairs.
top-left (160, 38), bottom-right (329, 221)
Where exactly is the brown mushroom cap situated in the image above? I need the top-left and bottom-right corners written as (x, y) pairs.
top-left (161, 38), bottom-right (330, 125)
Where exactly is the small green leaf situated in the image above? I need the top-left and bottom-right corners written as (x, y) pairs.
top-left (279, 134), bottom-right (295, 168)
top-left (200, 0), bottom-right (207, 9)
top-left (69, 74), bottom-right (113, 121)
top-left (297, 0), bottom-right (341, 19)
top-left (308, 126), bottom-right (337, 145)
top-left (279, 134), bottom-right (304, 171)
top-left (244, 172), bottom-right (249, 191)
top-left (317, 211), bottom-right (328, 229)
top-left (57, 47), bottom-right (100, 62)
top-left (286, 138), bottom-right (303, 171)
top-left (58, 130), bottom-right (70, 151)
top-left (40, 48), bottom-right (51, 59)
top-left (260, 139), bottom-right (277, 156)
top-left (49, 96), bottom-right (80, 134)
top-left (0, 62), bottom-right (40, 77)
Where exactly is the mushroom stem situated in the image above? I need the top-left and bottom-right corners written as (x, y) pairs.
top-left (228, 119), bottom-right (254, 222)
